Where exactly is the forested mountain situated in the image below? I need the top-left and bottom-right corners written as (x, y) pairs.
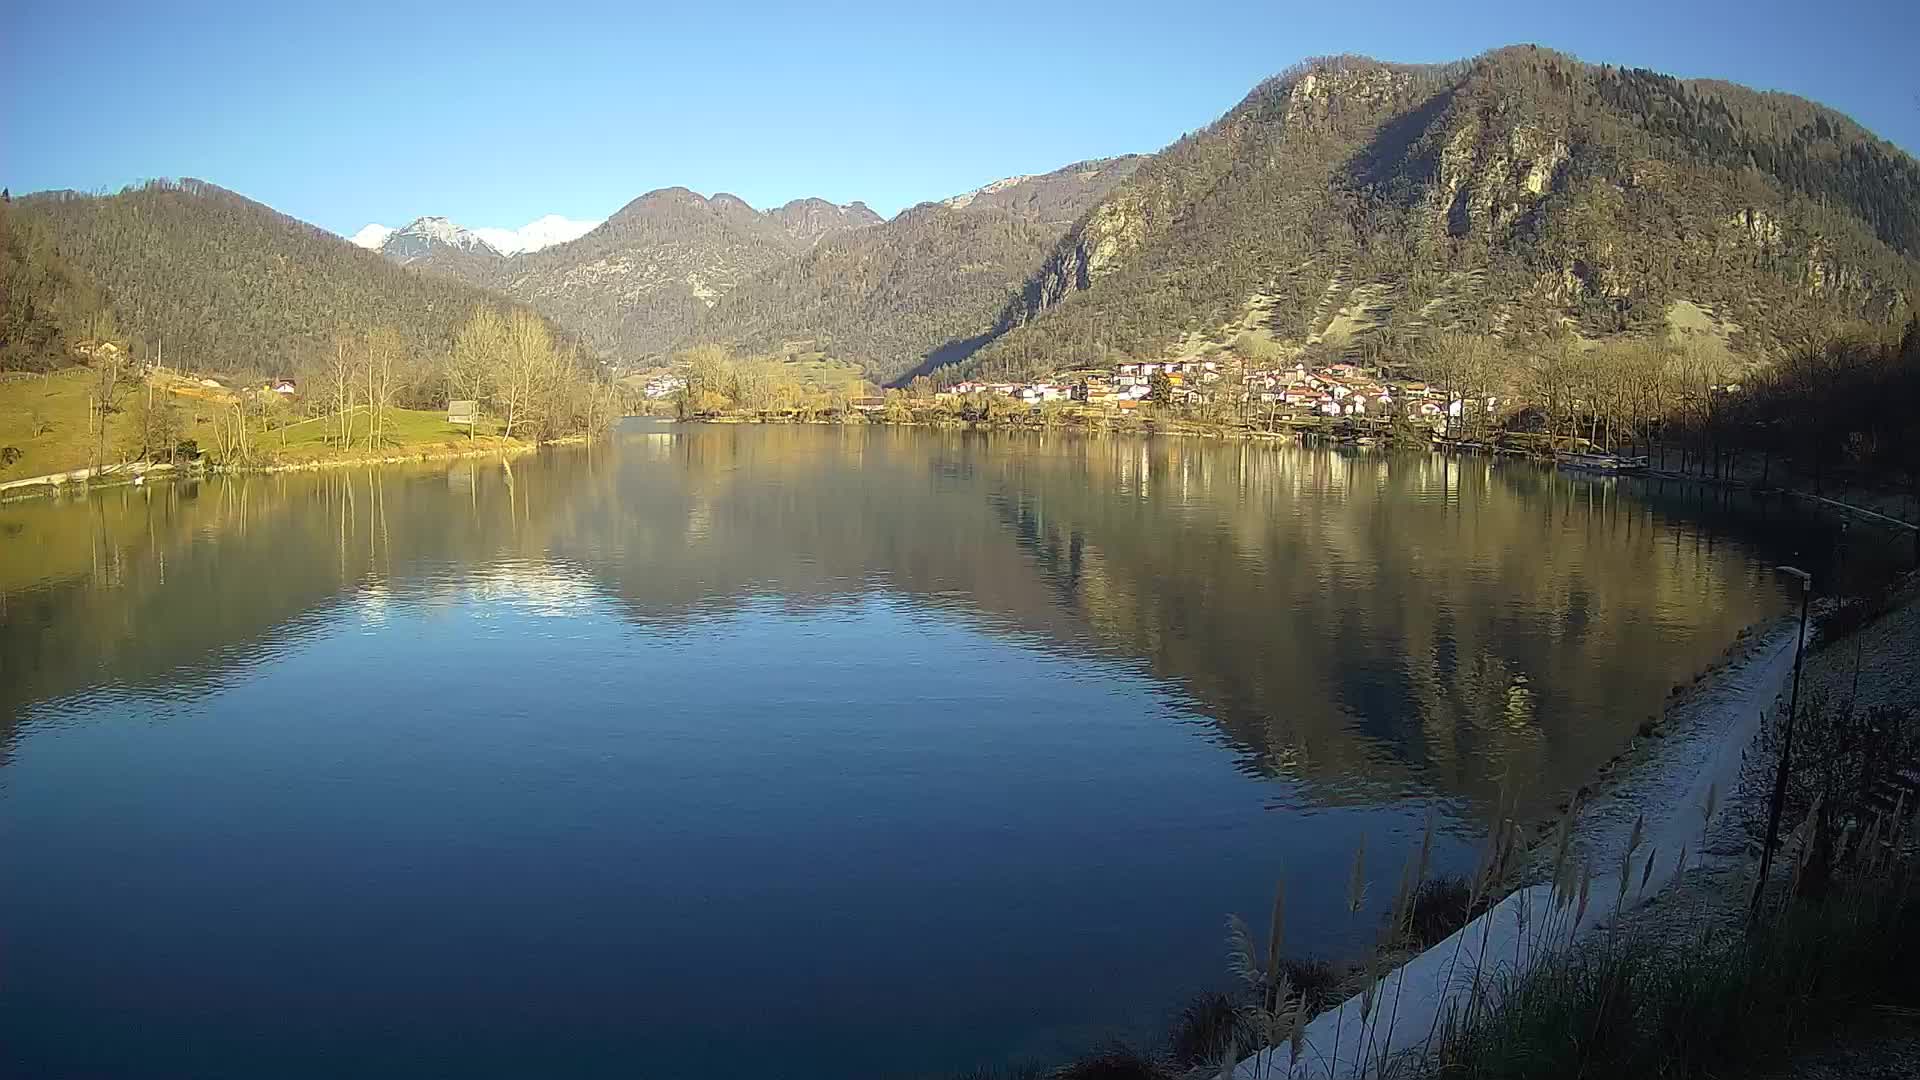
top-left (767, 198), bottom-right (884, 245)
top-left (0, 197), bottom-right (109, 372)
top-left (9, 180), bottom-right (574, 378)
top-left (408, 188), bottom-right (880, 363)
top-left (956, 47), bottom-right (1920, 382)
top-left (677, 157), bottom-right (1143, 383)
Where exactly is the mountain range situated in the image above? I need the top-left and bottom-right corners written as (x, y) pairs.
top-left (352, 160), bottom-right (1142, 380)
top-left (7, 45), bottom-right (1917, 390)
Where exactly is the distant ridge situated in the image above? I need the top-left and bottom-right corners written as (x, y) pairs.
top-left (12, 179), bottom-right (578, 377)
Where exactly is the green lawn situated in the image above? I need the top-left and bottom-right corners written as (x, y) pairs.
top-left (260, 406), bottom-right (513, 464)
top-left (0, 368), bottom-right (221, 483)
top-left (1, 367), bottom-right (524, 482)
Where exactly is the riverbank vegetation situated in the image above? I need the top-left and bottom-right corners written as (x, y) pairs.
top-left (1, 182), bottom-right (621, 484)
top-left (0, 304), bottom-right (619, 485)
top-left (665, 316), bottom-right (1920, 533)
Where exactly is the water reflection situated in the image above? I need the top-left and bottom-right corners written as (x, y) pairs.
top-left (0, 423), bottom-right (1867, 814)
top-left (0, 422), bottom-right (1880, 1078)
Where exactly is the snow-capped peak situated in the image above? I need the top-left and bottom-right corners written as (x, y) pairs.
top-left (471, 215), bottom-right (602, 255)
top-left (393, 216), bottom-right (500, 254)
top-left (351, 223), bottom-right (395, 250)
top-left (349, 214), bottom-right (600, 257)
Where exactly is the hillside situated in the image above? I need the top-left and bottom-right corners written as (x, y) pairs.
top-left (12, 180), bottom-right (569, 378)
top-left (679, 157), bottom-right (1143, 383)
top-left (1, 198), bottom-right (109, 372)
top-left (955, 47), bottom-right (1920, 382)
top-left (449, 188), bottom-right (879, 362)
top-left (767, 198), bottom-right (884, 245)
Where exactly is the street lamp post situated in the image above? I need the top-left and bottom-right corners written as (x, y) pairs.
top-left (1751, 565), bottom-right (1812, 925)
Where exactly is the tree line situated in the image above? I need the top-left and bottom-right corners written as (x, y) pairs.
top-left (674, 344), bottom-right (866, 419)
top-left (275, 306), bottom-right (618, 457)
top-left (0, 197), bottom-right (109, 372)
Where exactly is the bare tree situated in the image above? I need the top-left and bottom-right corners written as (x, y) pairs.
top-left (447, 306), bottom-right (507, 434)
top-left (323, 337), bottom-right (358, 449)
top-left (497, 310), bottom-right (556, 439)
top-left (363, 327), bottom-right (404, 450)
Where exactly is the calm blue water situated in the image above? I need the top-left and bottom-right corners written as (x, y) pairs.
top-left (0, 422), bottom-right (1850, 1077)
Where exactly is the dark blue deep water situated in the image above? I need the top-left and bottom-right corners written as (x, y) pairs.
top-left (1, 422), bottom-right (1860, 1078)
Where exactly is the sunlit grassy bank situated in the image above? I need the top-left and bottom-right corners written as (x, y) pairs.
top-left (1, 368), bottom-right (531, 489)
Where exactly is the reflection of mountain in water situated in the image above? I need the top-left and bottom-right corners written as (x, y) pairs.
top-left (0, 424), bottom-right (1839, 815)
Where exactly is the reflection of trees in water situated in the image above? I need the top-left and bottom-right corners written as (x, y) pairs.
top-left (0, 427), bottom-right (1831, 819)
top-left (0, 461), bottom-right (583, 739)
top-left (970, 437), bottom-right (1790, 817)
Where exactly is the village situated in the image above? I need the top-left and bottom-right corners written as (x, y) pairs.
top-left (938, 357), bottom-right (1498, 428)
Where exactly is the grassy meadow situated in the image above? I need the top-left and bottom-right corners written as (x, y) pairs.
top-left (1, 367), bottom-right (523, 485)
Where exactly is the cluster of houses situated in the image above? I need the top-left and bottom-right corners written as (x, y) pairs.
top-left (940, 358), bottom-right (1498, 424)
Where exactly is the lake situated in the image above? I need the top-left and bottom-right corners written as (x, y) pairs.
top-left (0, 422), bottom-right (1851, 1078)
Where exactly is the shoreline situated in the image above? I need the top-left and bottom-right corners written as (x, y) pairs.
top-left (0, 435), bottom-right (592, 503)
top-left (1235, 616), bottom-right (1806, 1078)
top-left (682, 413), bottom-right (1920, 532)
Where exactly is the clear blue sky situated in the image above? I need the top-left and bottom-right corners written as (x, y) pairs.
top-left (5, 0), bottom-right (1915, 236)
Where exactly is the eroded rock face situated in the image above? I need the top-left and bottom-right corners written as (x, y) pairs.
top-left (1549, 253), bottom-right (1633, 303)
top-left (1438, 119), bottom-right (1569, 238)
top-left (1282, 67), bottom-right (1411, 129)
top-left (1028, 64), bottom-right (1418, 315)
top-left (1029, 195), bottom-right (1153, 310)
top-left (1730, 208), bottom-right (1784, 251)
top-left (1805, 241), bottom-right (1865, 298)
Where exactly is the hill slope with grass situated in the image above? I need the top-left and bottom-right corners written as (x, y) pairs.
top-left (953, 47), bottom-right (1920, 382)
